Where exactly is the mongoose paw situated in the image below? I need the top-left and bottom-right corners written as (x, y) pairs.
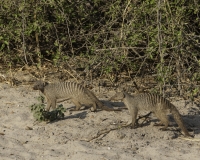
top-left (45, 109), bottom-right (50, 112)
top-left (130, 125), bottom-right (137, 129)
top-left (69, 108), bottom-right (78, 111)
top-left (183, 131), bottom-right (194, 138)
top-left (154, 122), bottom-right (164, 126)
top-left (187, 134), bottom-right (194, 138)
top-left (90, 108), bottom-right (97, 112)
top-left (159, 127), bottom-right (168, 131)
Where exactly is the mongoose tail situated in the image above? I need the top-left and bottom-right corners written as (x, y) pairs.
top-left (170, 106), bottom-right (191, 137)
top-left (110, 92), bottom-right (191, 137)
top-left (85, 89), bottom-right (122, 111)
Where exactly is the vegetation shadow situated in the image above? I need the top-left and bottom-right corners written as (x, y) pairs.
top-left (48, 110), bottom-right (88, 124)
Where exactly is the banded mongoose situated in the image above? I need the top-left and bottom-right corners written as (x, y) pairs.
top-left (33, 81), bottom-right (122, 112)
top-left (110, 92), bottom-right (191, 137)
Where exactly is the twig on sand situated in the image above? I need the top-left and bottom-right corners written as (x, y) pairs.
top-left (81, 112), bottom-right (152, 142)
top-left (135, 112), bottom-right (152, 127)
top-left (81, 123), bottom-right (131, 142)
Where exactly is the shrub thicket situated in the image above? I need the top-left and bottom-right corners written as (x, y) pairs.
top-left (0, 0), bottom-right (200, 95)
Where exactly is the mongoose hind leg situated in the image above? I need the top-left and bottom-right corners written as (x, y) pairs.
top-left (90, 102), bottom-right (97, 112)
top-left (154, 111), bottom-right (169, 131)
top-left (70, 99), bottom-right (83, 111)
top-left (130, 108), bottom-right (138, 129)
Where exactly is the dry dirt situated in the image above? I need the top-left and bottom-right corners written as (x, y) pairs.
top-left (0, 82), bottom-right (200, 160)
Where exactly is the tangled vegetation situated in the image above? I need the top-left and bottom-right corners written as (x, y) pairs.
top-left (29, 96), bottom-right (66, 122)
top-left (1, 0), bottom-right (200, 97)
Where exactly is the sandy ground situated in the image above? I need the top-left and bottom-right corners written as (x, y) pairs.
top-left (0, 82), bottom-right (200, 160)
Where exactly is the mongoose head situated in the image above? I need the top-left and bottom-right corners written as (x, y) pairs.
top-left (33, 81), bottom-right (48, 92)
top-left (109, 92), bottom-right (125, 101)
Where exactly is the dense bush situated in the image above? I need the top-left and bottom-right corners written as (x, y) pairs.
top-left (29, 96), bottom-right (66, 122)
top-left (0, 0), bottom-right (200, 94)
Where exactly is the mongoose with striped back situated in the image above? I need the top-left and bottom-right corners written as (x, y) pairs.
top-left (109, 92), bottom-right (191, 137)
top-left (33, 81), bottom-right (122, 112)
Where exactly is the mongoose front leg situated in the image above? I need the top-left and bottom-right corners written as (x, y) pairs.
top-left (130, 108), bottom-right (138, 129)
top-left (51, 99), bottom-right (57, 110)
top-left (45, 99), bottom-right (56, 111)
top-left (154, 111), bottom-right (169, 131)
top-left (45, 101), bottom-right (51, 111)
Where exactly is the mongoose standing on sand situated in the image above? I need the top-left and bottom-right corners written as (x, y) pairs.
top-left (110, 92), bottom-right (191, 137)
top-left (33, 81), bottom-right (122, 112)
